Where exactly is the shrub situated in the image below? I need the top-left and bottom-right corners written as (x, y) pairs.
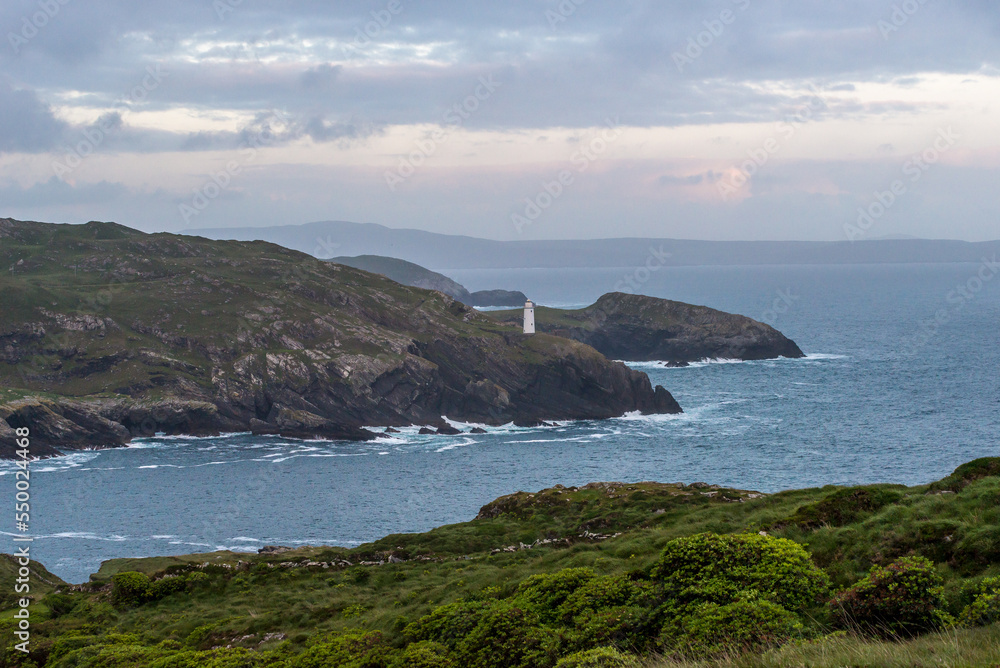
top-left (453, 601), bottom-right (559, 668)
top-left (650, 533), bottom-right (830, 611)
top-left (44, 593), bottom-right (77, 617)
top-left (111, 572), bottom-right (151, 607)
top-left (660, 598), bottom-right (802, 656)
top-left (555, 647), bottom-right (640, 667)
top-left (830, 556), bottom-right (947, 637)
top-left (289, 630), bottom-right (390, 668)
top-left (959, 576), bottom-right (1000, 627)
top-left (405, 600), bottom-right (492, 648)
top-left (514, 568), bottom-right (594, 623)
top-left (557, 575), bottom-right (645, 622)
top-left (387, 641), bottom-right (454, 668)
top-left (186, 571), bottom-right (211, 587)
top-left (568, 606), bottom-right (651, 653)
top-left (148, 576), bottom-right (188, 601)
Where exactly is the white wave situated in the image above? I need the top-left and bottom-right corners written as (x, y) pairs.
top-left (281, 537), bottom-right (365, 546)
top-left (0, 451), bottom-right (101, 474)
top-left (802, 353), bottom-right (848, 360)
top-left (150, 535), bottom-right (178, 539)
top-left (434, 438), bottom-right (476, 453)
top-left (613, 410), bottom-right (692, 423)
top-left (229, 536), bottom-right (261, 543)
top-left (0, 530), bottom-right (128, 542)
top-left (217, 545), bottom-right (259, 553)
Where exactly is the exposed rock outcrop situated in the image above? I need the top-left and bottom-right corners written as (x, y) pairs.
top-left (489, 293), bottom-right (804, 364)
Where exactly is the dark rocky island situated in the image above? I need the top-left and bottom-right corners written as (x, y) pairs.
top-left (0, 219), bottom-right (679, 458)
top-left (489, 292), bottom-right (805, 364)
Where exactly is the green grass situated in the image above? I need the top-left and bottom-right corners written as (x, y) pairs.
top-left (648, 625), bottom-right (1000, 667)
top-left (2, 460), bottom-right (1000, 666)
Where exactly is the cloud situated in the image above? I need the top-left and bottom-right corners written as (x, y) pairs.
top-left (0, 177), bottom-right (126, 207)
top-left (0, 81), bottom-right (67, 153)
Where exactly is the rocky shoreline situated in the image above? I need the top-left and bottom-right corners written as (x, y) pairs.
top-left (0, 219), bottom-right (681, 460)
top-left (489, 292), bottom-right (805, 364)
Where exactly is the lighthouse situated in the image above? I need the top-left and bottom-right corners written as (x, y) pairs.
top-left (523, 300), bottom-right (535, 334)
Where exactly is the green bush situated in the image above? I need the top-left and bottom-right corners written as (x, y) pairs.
top-left (830, 556), bottom-right (947, 637)
top-left (554, 647), bottom-right (640, 667)
top-left (453, 601), bottom-right (559, 668)
top-left (557, 575), bottom-right (645, 622)
top-left (387, 641), bottom-right (454, 668)
top-left (650, 533), bottom-right (830, 611)
top-left (660, 598), bottom-right (802, 656)
top-left (568, 605), bottom-right (651, 653)
top-left (514, 568), bottom-right (594, 623)
top-left (111, 572), bottom-right (152, 607)
top-left (405, 600), bottom-right (492, 648)
top-left (959, 576), bottom-right (1000, 627)
top-left (43, 593), bottom-right (77, 617)
top-left (289, 630), bottom-right (390, 668)
top-left (148, 576), bottom-right (188, 601)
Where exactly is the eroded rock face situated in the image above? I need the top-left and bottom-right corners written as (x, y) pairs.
top-left (0, 220), bottom-right (682, 458)
top-left (490, 292), bottom-right (805, 364)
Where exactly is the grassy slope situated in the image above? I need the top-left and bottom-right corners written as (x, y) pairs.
top-left (329, 255), bottom-right (470, 300)
top-left (0, 220), bottom-right (496, 399)
top-left (1, 460), bottom-right (999, 666)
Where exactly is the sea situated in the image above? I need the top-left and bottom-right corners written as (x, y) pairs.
top-left (4, 263), bottom-right (998, 583)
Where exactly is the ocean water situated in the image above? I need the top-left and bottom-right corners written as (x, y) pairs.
top-left (4, 263), bottom-right (999, 583)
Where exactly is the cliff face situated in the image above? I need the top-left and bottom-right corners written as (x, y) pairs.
top-left (0, 220), bottom-right (680, 457)
top-left (489, 293), bottom-right (805, 364)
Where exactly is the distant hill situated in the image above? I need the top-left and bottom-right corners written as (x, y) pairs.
top-left (332, 255), bottom-right (472, 302)
top-left (186, 220), bottom-right (1000, 272)
top-left (332, 255), bottom-right (526, 307)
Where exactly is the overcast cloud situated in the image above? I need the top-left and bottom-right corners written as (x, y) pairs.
top-left (0, 0), bottom-right (997, 240)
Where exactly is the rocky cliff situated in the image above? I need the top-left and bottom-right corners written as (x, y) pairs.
top-left (0, 220), bottom-right (680, 458)
top-left (489, 293), bottom-right (805, 364)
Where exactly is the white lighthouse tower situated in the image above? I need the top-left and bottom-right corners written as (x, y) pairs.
top-left (523, 300), bottom-right (535, 334)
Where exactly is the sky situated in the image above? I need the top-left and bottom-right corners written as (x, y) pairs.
top-left (0, 0), bottom-right (998, 241)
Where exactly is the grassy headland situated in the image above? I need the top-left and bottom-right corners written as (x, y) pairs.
top-left (2, 458), bottom-right (999, 667)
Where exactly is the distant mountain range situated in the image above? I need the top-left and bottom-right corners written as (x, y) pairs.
top-left (186, 221), bottom-right (1000, 272)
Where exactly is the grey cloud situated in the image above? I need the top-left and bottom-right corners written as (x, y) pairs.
top-left (0, 1), bottom-right (995, 136)
top-left (0, 80), bottom-right (67, 152)
top-left (0, 177), bottom-right (126, 207)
